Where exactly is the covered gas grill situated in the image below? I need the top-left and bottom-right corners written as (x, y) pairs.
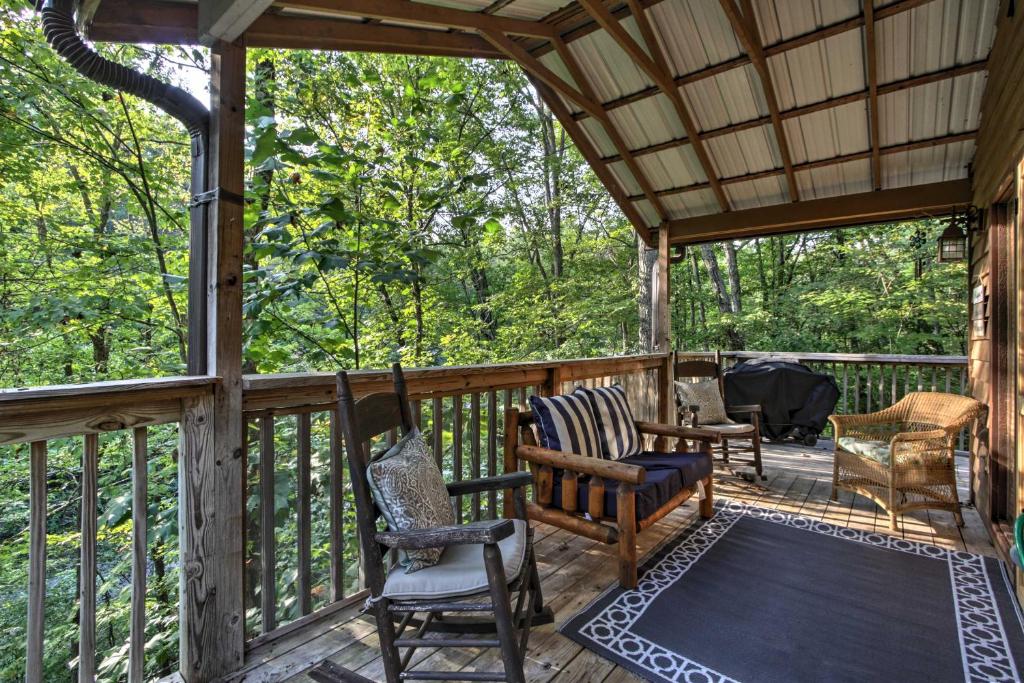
top-left (724, 358), bottom-right (840, 446)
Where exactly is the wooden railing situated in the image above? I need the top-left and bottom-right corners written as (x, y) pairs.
top-left (238, 354), bottom-right (669, 648)
top-left (0, 376), bottom-right (217, 683)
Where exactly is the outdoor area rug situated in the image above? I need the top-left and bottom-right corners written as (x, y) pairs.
top-left (560, 499), bottom-right (1024, 682)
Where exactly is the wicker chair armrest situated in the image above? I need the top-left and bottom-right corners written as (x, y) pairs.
top-left (514, 444), bottom-right (646, 484)
top-left (635, 421), bottom-right (722, 443)
top-left (446, 472), bottom-right (532, 496)
top-left (375, 519), bottom-right (514, 550)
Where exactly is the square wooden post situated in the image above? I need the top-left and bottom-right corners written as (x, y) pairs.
top-left (179, 38), bottom-right (246, 682)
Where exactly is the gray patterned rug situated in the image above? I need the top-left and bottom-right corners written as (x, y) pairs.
top-left (561, 500), bottom-right (1024, 682)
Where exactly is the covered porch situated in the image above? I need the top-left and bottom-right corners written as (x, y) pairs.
top-left (9, 0), bottom-right (1024, 681)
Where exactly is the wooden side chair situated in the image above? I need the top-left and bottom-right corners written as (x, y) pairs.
top-left (331, 364), bottom-right (548, 683)
top-left (674, 358), bottom-right (765, 479)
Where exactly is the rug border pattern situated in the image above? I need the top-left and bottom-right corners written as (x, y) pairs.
top-left (567, 499), bottom-right (1020, 683)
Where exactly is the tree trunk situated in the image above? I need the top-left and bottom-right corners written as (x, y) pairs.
top-left (724, 241), bottom-right (742, 313)
top-left (700, 245), bottom-right (732, 313)
top-left (637, 237), bottom-right (657, 353)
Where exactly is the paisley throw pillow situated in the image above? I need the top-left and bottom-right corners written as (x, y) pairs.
top-left (367, 428), bottom-right (455, 573)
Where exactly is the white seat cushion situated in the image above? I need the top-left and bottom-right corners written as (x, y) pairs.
top-left (703, 422), bottom-right (756, 435)
top-left (382, 519), bottom-right (529, 601)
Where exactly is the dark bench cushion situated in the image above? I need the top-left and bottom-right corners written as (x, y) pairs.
top-left (550, 451), bottom-right (711, 528)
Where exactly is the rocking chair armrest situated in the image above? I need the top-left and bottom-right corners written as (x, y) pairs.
top-left (375, 519), bottom-right (515, 550)
top-left (514, 444), bottom-right (645, 484)
top-left (446, 471), bottom-right (533, 496)
top-left (726, 404), bottom-right (762, 415)
top-left (634, 421), bottom-right (722, 443)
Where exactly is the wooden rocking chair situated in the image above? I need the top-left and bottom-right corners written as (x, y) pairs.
top-left (323, 364), bottom-right (549, 683)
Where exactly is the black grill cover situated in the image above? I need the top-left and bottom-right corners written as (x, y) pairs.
top-left (723, 359), bottom-right (840, 439)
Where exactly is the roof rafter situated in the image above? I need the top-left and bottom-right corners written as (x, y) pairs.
top-left (597, 60), bottom-right (986, 163)
top-left (479, 29), bottom-right (669, 228)
top-left (560, 0), bottom-right (939, 122)
top-left (277, 0), bottom-right (556, 38)
top-left (576, 0), bottom-right (730, 212)
top-left (720, 0), bottom-right (799, 202)
top-left (627, 130), bottom-right (978, 200)
top-left (864, 0), bottom-right (882, 190)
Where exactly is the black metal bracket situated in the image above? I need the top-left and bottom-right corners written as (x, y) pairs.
top-left (191, 186), bottom-right (246, 208)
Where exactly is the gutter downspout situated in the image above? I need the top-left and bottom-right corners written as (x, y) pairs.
top-left (41, 0), bottom-right (211, 373)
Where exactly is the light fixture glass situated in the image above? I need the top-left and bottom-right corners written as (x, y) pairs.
top-left (937, 216), bottom-right (967, 263)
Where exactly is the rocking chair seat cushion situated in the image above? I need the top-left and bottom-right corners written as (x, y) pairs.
top-left (381, 519), bottom-right (529, 601)
top-left (701, 422), bottom-right (757, 436)
top-left (552, 451), bottom-right (712, 526)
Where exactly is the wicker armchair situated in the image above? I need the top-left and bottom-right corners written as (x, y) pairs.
top-left (830, 392), bottom-right (984, 531)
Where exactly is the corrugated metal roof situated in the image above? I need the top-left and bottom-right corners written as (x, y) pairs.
top-left (493, 0), bottom-right (574, 21)
top-left (637, 143), bottom-right (707, 190)
top-left (796, 158), bottom-right (872, 199)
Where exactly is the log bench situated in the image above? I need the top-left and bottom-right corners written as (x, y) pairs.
top-left (503, 408), bottom-right (719, 588)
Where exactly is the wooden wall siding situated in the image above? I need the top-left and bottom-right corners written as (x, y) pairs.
top-left (973, 0), bottom-right (1024, 207)
top-left (970, 222), bottom-right (993, 525)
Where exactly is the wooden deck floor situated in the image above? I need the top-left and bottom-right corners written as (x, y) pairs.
top-left (228, 440), bottom-right (996, 683)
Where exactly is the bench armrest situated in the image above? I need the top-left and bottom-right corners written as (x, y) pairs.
top-left (375, 519), bottom-right (515, 550)
top-left (635, 421), bottom-right (722, 443)
top-left (447, 472), bottom-right (532, 497)
top-left (515, 444), bottom-right (646, 484)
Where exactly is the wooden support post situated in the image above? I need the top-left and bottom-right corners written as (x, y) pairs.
top-left (179, 38), bottom-right (246, 682)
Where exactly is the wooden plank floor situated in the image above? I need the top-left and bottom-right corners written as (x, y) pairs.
top-left (230, 440), bottom-right (997, 683)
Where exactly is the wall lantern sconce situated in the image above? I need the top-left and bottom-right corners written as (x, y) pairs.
top-left (936, 208), bottom-right (977, 264)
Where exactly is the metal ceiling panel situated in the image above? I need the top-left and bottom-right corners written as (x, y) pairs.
top-left (608, 160), bottom-right (644, 197)
top-left (607, 94), bottom-right (686, 150)
top-left (704, 124), bottom-right (780, 178)
top-left (878, 72), bottom-right (985, 147)
top-left (796, 158), bottom-right (871, 200)
top-left (646, 0), bottom-right (743, 77)
top-left (633, 198), bottom-right (661, 227)
top-left (681, 63), bottom-right (767, 132)
top-left (724, 176), bottom-right (788, 210)
top-left (492, 0), bottom-right (575, 21)
top-left (636, 143), bottom-right (706, 191)
top-left (567, 29), bottom-right (655, 103)
top-left (538, 50), bottom-right (582, 109)
top-left (882, 140), bottom-right (975, 189)
top-left (753, 0), bottom-right (861, 44)
top-left (662, 188), bottom-right (721, 219)
top-left (578, 118), bottom-right (618, 159)
top-left (769, 30), bottom-right (865, 111)
top-left (784, 100), bottom-right (869, 164)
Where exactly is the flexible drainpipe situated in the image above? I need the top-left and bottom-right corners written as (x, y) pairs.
top-left (41, 0), bottom-right (211, 373)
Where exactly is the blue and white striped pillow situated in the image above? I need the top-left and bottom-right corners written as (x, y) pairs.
top-left (528, 393), bottom-right (602, 459)
top-left (575, 385), bottom-right (642, 460)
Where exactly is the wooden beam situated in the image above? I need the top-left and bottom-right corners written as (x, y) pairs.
top-left (722, 0), bottom-right (798, 202)
top-left (577, 0), bottom-right (730, 211)
top-left (864, 0), bottom-right (882, 190)
top-left (667, 179), bottom-right (972, 244)
top-left (626, 130), bottom-right (978, 201)
top-left (198, 0), bottom-right (275, 45)
top-left (560, 0), bottom-right (943, 120)
top-left (179, 39), bottom-right (246, 683)
top-left (597, 60), bottom-right (986, 163)
top-left (527, 75), bottom-right (655, 242)
top-left (482, 0), bottom-right (520, 14)
top-left (86, 0), bottom-right (507, 59)
top-left (654, 226), bottom-right (670, 354)
top-left (277, 0), bottom-right (557, 38)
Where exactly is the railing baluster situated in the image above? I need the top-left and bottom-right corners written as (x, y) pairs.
top-left (26, 440), bottom-right (47, 683)
top-left (519, 387), bottom-right (527, 409)
top-left (854, 366), bottom-right (861, 413)
top-left (453, 395), bottom-right (463, 524)
top-left (259, 417), bottom-right (277, 633)
top-left (891, 364), bottom-right (898, 405)
top-left (79, 435), bottom-right (97, 683)
top-left (471, 393), bottom-right (481, 521)
top-left (945, 367), bottom-right (952, 393)
top-left (930, 366), bottom-right (937, 392)
top-left (917, 364), bottom-right (923, 391)
top-left (866, 365), bottom-right (872, 413)
top-left (328, 411), bottom-right (344, 600)
top-left (432, 396), bottom-right (443, 471)
top-left (412, 400), bottom-right (422, 431)
top-left (129, 428), bottom-right (148, 683)
top-left (297, 413), bottom-right (312, 616)
top-left (487, 390), bottom-right (498, 519)
top-left (842, 364), bottom-right (849, 414)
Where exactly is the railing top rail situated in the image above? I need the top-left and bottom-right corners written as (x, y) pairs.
top-left (687, 351), bottom-right (967, 365)
top-left (0, 375), bottom-right (218, 407)
top-left (242, 353), bottom-right (670, 391)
